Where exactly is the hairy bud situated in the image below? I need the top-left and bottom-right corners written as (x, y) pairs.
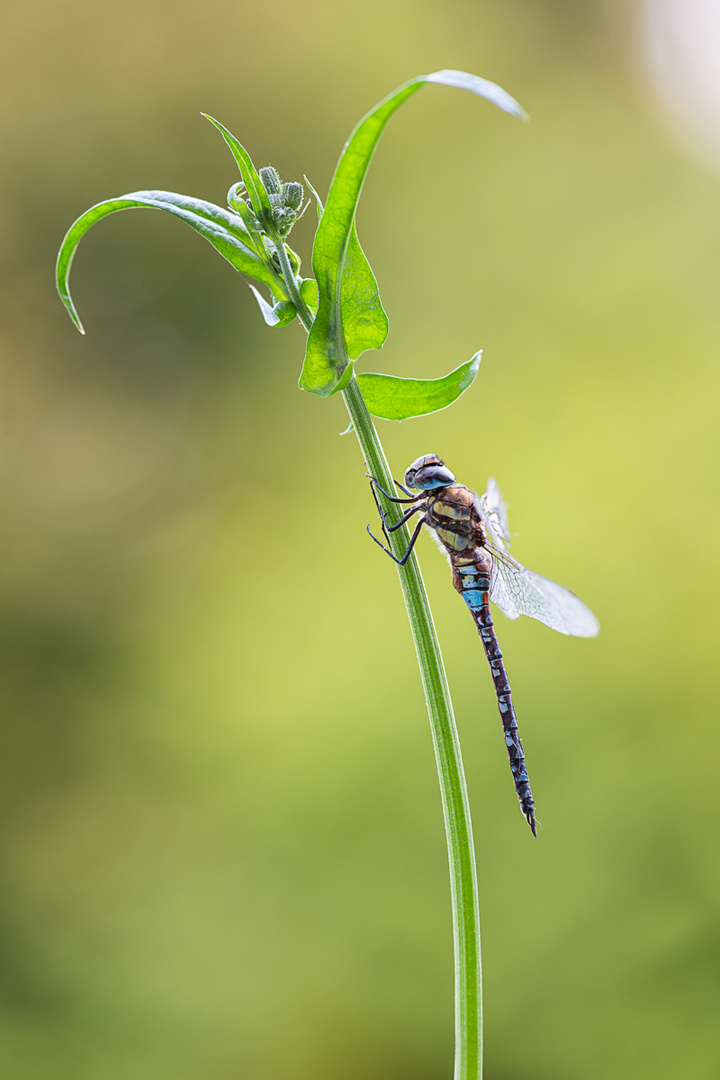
top-left (282, 182), bottom-right (304, 211)
top-left (259, 166), bottom-right (281, 196)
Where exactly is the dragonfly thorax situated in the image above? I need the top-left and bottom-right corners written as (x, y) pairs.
top-left (404, 454), bottom-right (456, 491)
top-left (426, 484), bottom-right (485, 555)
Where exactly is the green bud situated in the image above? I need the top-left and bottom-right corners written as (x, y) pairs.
top-left (282, 182), bottom-right (304, 211)
top-left (259, 166), bottom-right (281, 196)
top-left (273, 207), bottom-right (298, 237)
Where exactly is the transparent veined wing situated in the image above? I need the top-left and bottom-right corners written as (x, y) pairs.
top-left (478, 478), bottom-right (511, 551)
top-left (486, 542), bottom-right (599, 637)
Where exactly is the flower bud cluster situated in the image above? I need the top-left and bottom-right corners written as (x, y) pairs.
top-left (231, 166), bottom-right (306, 240)
top-left (260, 167), bottom-right (306, 237)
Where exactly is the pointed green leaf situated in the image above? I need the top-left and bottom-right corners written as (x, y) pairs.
top-left (300, 70), bottom-right (525, 397)
top-left (303, 175), bottom-right (324, 220)
top-left (56, 190), bottom-right (286, 333)
top-left (248, 284), bottom-right (296, 327)
top-left (284, 243), bottom-right (302, 276)
top-left (202, 115), bottom-right (274, 229)
top-left (330, 360), bottom-right (355, 395)
top-left (356, 350), bottom-right (482, 420)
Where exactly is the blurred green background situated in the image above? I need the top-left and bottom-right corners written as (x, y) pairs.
top-left (2, 0), bottom-right (719, 1077)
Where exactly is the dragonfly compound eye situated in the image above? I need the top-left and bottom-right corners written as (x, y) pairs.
top-left (405, 458), bottom-right (456, 490)
top-left (405, 453), bottom-right (442, 487)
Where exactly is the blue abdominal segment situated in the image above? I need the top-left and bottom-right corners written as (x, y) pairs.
top-left (459, 567), bottom-right (490, 612)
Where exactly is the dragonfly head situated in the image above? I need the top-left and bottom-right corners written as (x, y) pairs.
top-left (404, 454), bottom-right (456, 491)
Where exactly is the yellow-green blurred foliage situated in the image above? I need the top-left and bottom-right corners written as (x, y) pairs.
top-left (1, 1), bottom-right (719, 1077)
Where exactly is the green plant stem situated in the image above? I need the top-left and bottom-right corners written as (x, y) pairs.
top-left (342, 375), bottom-right (482, 1080)
top-left (271, 238), bottom-right (314, 330)
top-left (282, 244), bottom-right (483, 1078)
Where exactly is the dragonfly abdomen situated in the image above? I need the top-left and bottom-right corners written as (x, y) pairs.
top-left (453, 556), bottom-right (537, 836)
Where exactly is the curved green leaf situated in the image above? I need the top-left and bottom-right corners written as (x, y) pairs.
top-left (301, 70), bottom-right (526, 397)
top-left (56, 190), bottom-right (285, 333)
top-left (301, 80), bottom-right (420, 396)
top-left (356, 350), bottom-right (482, 420)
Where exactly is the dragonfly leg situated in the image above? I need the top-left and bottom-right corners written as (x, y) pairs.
top-left (370, 482), bottom-right (423, 535)
top-left (368, 477), bottom-right (422, 552)
top-left (393, 478), bottom-right (415, 497)
top-left (367, 475), bottom-right (419, 504)
top-left (367, 480), bottom-right (396, 548)
top-left (366, 515), bottom-right (425, 565)
top-left (384, 505), bottom-right (422, 533)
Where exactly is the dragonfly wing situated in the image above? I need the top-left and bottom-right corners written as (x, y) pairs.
top-left (488, 544), bottom-right (599, 637)
top-left (478, 478), bottom-right (511, 551)
top-left (488, 553), bottom-right (521, 620)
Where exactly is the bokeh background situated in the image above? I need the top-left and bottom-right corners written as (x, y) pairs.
top-left (2, 0), bottom-right (719, 1077)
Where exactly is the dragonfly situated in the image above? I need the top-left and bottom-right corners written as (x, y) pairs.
top-left (367, 454), bottom-right (599, 836)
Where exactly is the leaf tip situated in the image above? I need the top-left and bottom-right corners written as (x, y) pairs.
top-left (66, 303), bottom-right (86, 335)
top-left (425, 69), bottom-right (528, 123)
top-left (58, 287), bottom-right (86, 334)
top-left (201, 113), bottom-right (227, 137)
top-left (303, 174), bottom-right (324, 220)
